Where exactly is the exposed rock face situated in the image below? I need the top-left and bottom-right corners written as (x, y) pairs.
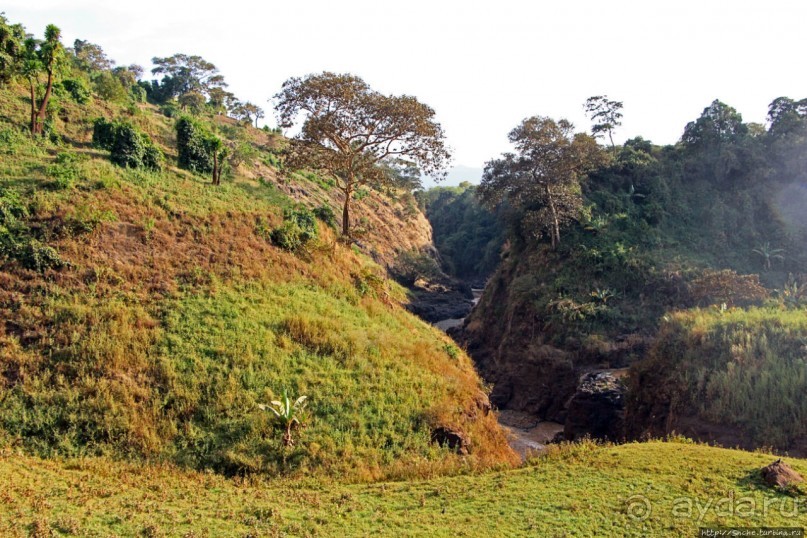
top-left (761, 459), bottom-right (804, 489)
top-left (563, 372), bottom-right (626, 442)
top-left (458, 256), bottom-right (648, 426)
top-left (406, 279), bottom-right (474, 323)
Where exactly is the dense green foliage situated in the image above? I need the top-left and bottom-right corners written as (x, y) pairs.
top-left (176, 115), bottom-right (227, 182)
top-left (479, 98), bottom-right (807, 342)
top-left (176, 116), bottom-right (214, 173)
top-left (464, 97), bottom-right (807, 452)
top-left (92, 118), bottom-right (162, 170)
top-left (418, 182), bottom-right (504, 282)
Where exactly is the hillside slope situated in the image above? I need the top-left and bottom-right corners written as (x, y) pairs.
top-left (0, 82), bottom-right (516, 479)
top-left (459, 102), bottom-right (807, 451)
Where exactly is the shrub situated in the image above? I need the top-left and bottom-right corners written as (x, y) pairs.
top-left (58, 78), bottom-right (91, 104)
top-left (92, 71), bottom-right (127, 102)
top-left (176, 116), bottom-right (214, 174)
top-left (0, 188), bottom-right (28, 255)
top-left (130, 84), bottom-right (147, 103)
top-left (228, 140), bottom-right (257, 169)
top-left (270, 207), bottom-right (319, 252)
top-left (313, 204), bottom-right (337, 229)
top-left (93, 119), bottom-right (161, 171)
top-left (160, 103), bottom-right (180, 118)
top-left (689, 269), bottom-right (769, 307)
top-left (92, 118), bottom-right (116, 150)
top-left (0, 126), bottom-right (29, 155)
top-left (18, 239), bottom-right (64, 272)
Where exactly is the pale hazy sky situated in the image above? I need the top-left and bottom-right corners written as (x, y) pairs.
top-left (5, 0), bottom-right (807, 183)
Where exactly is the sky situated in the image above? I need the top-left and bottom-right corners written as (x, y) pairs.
top-left (5, 0), bottom-right (807, 185)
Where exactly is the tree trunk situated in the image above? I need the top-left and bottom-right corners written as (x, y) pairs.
top-left (34, 62), bottom-right (55, 136)
top-left (546, 185), bottom-right (560, 249)
top-left (29, 81), bottom-right (38, 135)
top-left (342, 188), bottom-right (351, 237)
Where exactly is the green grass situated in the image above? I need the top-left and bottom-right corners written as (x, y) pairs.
top-left (631, 306), bottom-right (807, 448)
top-left (0, 441), bottom-right (804, 536)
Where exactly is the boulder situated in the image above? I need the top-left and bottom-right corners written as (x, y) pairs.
top-left (761, 459), bottom-right (804, 489)
top-left (563, 371), bottom-right (626, 442)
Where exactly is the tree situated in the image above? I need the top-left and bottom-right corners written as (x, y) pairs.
top-left (207, 135), bottom-right (227, 186)
top-left (681, 100), bottom-right (755, 185)
top-left (23, 25), bottom-right (65, 136)
top-left (232, 101), bottom-right (264, 127)
top-left (767, 97), bottom-right (807, 138)
top-left (752, 242), bottom-right (785, 271)
top-left (682, 99), bottom-right (747, 149)
top-left (0, 14), bottom-right (25, 85)
top-left (584, 95), bottom-right (623, 151)
top-left (178, 91), bottom-right (206, 114)
top-left (151, 53), bottom-right (227, 101)
top-left (176, 116), bottom-right (226, 185)
top-left (207, 87), bottom-right (234, 114)
top-left (478, 116), bottom-right (602, 249)
top-left (72, 39), bottom-right (113, 72)
top-left (274, 72), bottom-right (451, 236)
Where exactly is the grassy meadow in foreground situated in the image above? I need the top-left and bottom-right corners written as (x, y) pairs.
top-left (0, 440), bottom-right (805, 536)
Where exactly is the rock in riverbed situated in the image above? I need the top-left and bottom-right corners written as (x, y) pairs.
top-left (563, 371), bottom-right (626, 442)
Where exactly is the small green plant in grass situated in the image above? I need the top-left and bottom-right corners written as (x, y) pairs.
top-left (776, 274), bottom-right (807, 309)
top-left (443, 343), bottom-right (460, 360)
top-left (258, 392), bottom-right (308, 448)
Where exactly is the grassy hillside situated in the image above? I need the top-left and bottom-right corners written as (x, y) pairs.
top-left (630, 306), bottom-right (807, 452)
top-left (0, 80), bottom-right (516, 480)
top-left (1, 440), bottom-right (804, 536)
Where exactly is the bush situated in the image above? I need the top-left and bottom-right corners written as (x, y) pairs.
top-left (18, 239), bottom-right (64, 272)
top-left (270, 207), bottom-right (319, 252)
top-left (0, 188), bottom-right (29, 255)
top-left (0, 126), bottom-right (29, 155)
top-left (176, 116), bottom-right (214, 174)
top-left (313, 205), bottom-right (337, 229)
top-left (689, 269), bottom-right (769, 307)
top-left (92, 118), bottom-right (116, 150)
top-left (58, 78), bottom-right (91, 104)
top-left (130, 84), bottom-right (147, 103)
top-left (92, 71), bottom-right (127, 102)
top-left (93, 119), bottom-right (161, 171)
